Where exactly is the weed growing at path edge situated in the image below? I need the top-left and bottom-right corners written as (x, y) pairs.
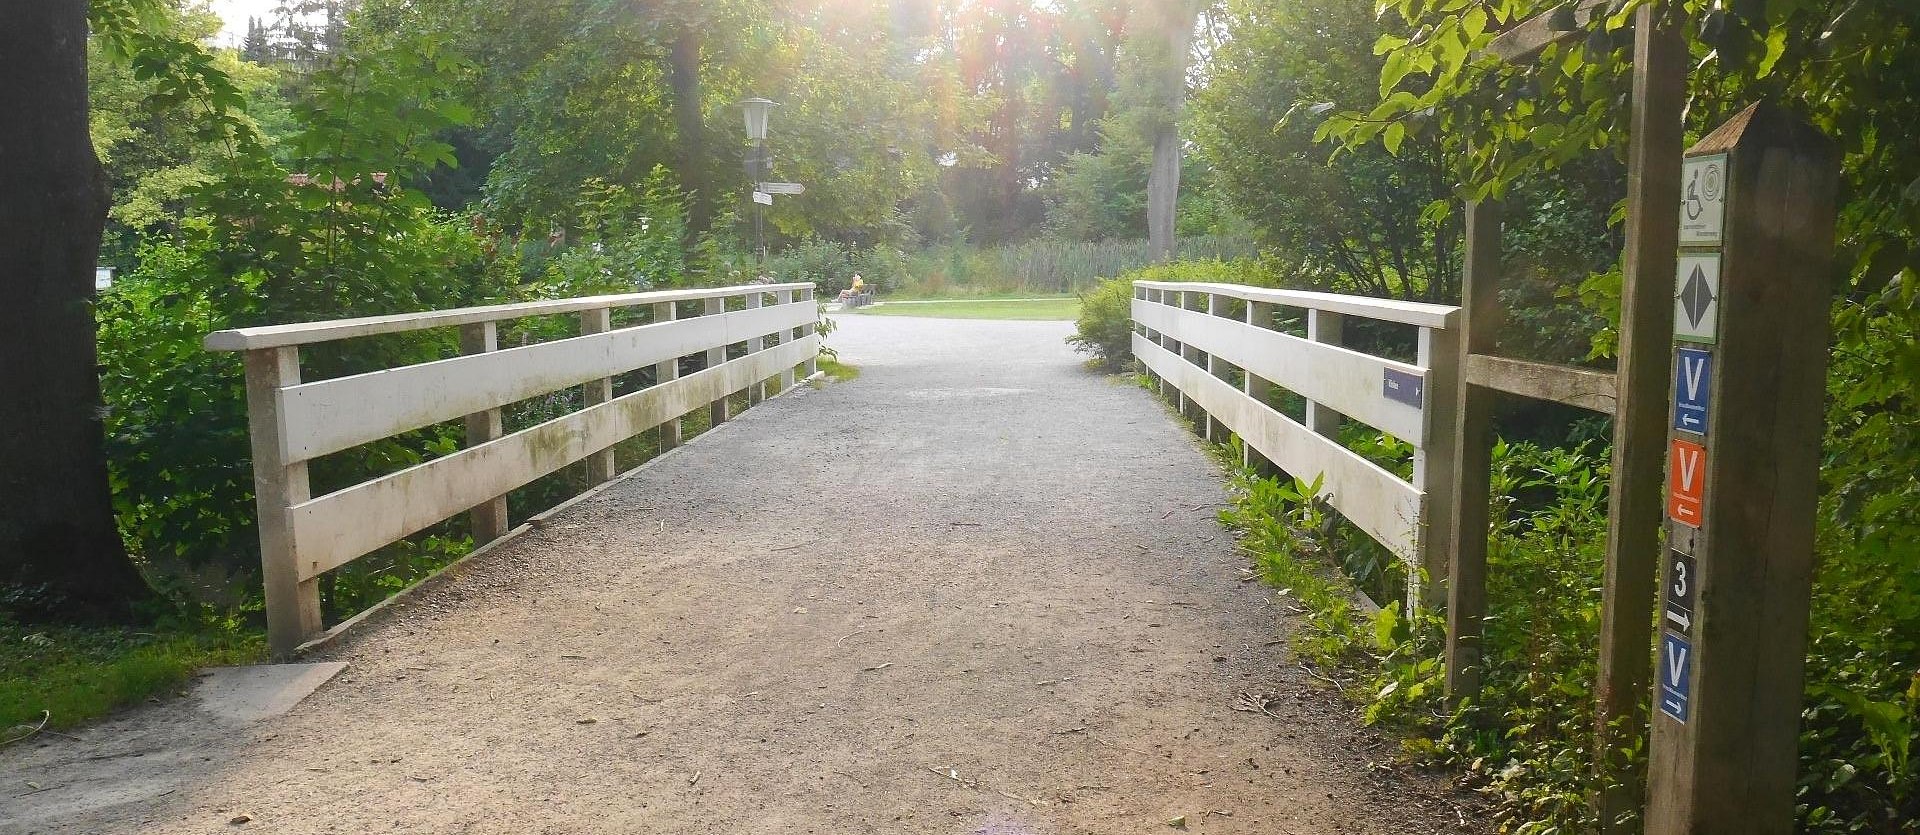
top-left (0, 617), bottom-right (262, 736)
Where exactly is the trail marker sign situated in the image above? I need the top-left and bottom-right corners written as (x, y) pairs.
top-left (1382, 368), bottom-right (1424, 409)
top-left (752, 191), bottom-right (773, 205)
top-left (1658, 632), bottom-right (1693, 723)
top-left (1679, 153), bottom-right (1727, 246)
top-left (1663, 549), bottom-right (1696, 635)
top-left (1672, 348), bottom-right (1711, 434)
top-left (1646, 103), bottom-right (1839, 835)
top-left (1673, 254), bottom-right (1720, 344)
top-left (1666, 438), bottom-right (1706, 526)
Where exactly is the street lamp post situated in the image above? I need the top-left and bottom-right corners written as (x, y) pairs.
top-left (740, 97), bottom-right (778, 269)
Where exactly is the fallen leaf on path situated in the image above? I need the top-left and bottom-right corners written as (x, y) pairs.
top-left (861, 662), bottom-right (892, 672)
top-left (229, 814), bottom-right (253, 825)
top-left (1166, 814), bottom-right (1187, 828)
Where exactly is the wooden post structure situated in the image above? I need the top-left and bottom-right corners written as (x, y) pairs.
top-left (745, 292), bottom-right (766, 405)
top-left (1475, 9), bottom-right (1690, 820)
top-left (459, 322), bottom-right (510, 544)
top-left (651, 300), bottom-right (682, 453)
top-left (1158, 289), bottom-right (1178, 402)
top-left (1204, 293), bottom-right (1228, 442)
top-left (705, 296), bottom-right (730, 428)
top-left (1416, 323), bottom-right (1460, 612)
top-left (776, 288), bottom-right (797, 392)
top-left (580, 308), bottom-right (616, 483)
top-left (800, 286), bottom-right (819, 379)
top-left (1243, 301), bottom-right (1276, 473)
top-left (1304, 310), bottom-right (1344, 437)
top-left (1644, 102), bottom-right (1838, 835)
top-left (245, 346), bottom-right (323, 658)
top-left (1593, 6), bottom-right (1688, 825)
top-left (1443, 199), bottom-right (1501, 700)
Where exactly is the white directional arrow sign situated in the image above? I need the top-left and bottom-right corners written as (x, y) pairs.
top-left (759, 182), bottom-right (806, 195)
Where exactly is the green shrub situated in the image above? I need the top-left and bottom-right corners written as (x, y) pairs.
top-left (1067, 258), bottom-right (1272, 371)
top-left (1213, 428), bottom-right (1918, 833)
top-left (1066, 277), bottom-right (1135, 370)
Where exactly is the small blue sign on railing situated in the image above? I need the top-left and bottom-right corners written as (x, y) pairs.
top-left (1382, 368), bottom-right (1424, 409)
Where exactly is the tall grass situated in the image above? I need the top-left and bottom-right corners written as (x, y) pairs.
top-left (764, 236), bottom-right (1258, 297)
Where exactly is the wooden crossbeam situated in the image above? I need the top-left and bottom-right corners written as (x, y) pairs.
top-left (1464, 354), bottom-right (1618, 414)
top-left (1484, 0), bottom-right (1610, 63)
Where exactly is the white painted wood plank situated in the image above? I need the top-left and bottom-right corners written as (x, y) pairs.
top-left (279, 301), bottom-right (816, 463)
top-left (205, 283), bottom-right (817, 351)
top-left (290, 336), bottom-right (820, 580)
top-left (1135, 334), bottom-right (1422, 560)
top-left (1133, 298), bottom-right (1428, 445)
top-left (1131, 280), bottom-right (1459, 328)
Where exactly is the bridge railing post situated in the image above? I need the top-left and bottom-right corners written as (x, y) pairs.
top-left (244, 345), bottom-right (323, 658)
top-left (653, 300), bottom-right (682, 454)
top-left (776, 288), bottom-right (797, 392)
top-left (1243, 301), bottom-right (1277, 475)
top-left (746, 292), bottom-right (766, 406)
top-left (705, 296), bottom-right (730, 427)
top-left (459, 322), bottom-right (510, 544)
top-left (1305, 310), bottom-right (1345, 438)
top-left (1416, 323), bottom-right (1461, 613)
top-left (1444, 198), bottom-right (1503, 702)
top-left (580, 307), bottom-right (616, 484)
top-left (800, 287), bottom-right (818, 379)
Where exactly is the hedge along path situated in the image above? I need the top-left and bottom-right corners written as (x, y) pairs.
top-left (0, 315), bottom-right (1481, 834)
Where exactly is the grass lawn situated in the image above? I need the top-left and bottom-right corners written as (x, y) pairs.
top-left (1, 619), bottom-right (263, 735)
top-left (855, 297), bottom-right (1080, 321)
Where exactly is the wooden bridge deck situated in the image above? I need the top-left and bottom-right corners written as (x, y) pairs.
top-left (2, 315), bottom-right (1478, 834)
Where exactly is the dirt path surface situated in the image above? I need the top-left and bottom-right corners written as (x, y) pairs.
top-left (4, 314), bottom-right (1483, 834)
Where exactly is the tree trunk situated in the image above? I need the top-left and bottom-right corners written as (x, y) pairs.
top-left (669, 26), bottom-right (711, 241)
top-left (1146, 1), bottom-right (1197, 263)
top-left (0, 1), bottom-right (155, 621)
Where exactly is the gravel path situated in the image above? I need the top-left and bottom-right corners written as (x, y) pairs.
top-left (3, 314), bottom-right (1482, 834)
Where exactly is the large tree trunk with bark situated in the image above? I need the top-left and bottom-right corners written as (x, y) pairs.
top-left (0, 1), bottom-right (155, 621)
top-left (1146, 0), bottom-right (1198, 263)
top-left (669, 26), bottom-right (711, 241)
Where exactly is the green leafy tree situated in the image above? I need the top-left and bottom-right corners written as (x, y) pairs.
top-left (1193, 0), bottom-right (1460, 301)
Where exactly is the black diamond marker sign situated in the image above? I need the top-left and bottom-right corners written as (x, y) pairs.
top-left (1674, 254), bottom-right (1720, 344)
top-left (1681, 265), bottom-right (1716, 328)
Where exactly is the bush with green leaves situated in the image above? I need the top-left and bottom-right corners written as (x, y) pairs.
top-left (1066, 258), bottom-right (1274, 370)
top-left (1216, 431), bottom-right (1917, 833)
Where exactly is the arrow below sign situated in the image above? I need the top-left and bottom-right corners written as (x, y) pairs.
top-left (759, 182), bottom-right (806, 195)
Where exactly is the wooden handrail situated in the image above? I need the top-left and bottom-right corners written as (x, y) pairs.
top-left (204, 282), bottom-right (817, 352)
top-left (1131, 280), bottom-right (1460, 328)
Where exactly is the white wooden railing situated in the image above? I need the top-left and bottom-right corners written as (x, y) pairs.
top-left (1131, 281), bottom-right (1462, 612)
top-left (207, 283), bottom-right (820, 655)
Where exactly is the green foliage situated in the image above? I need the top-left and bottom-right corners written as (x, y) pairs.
top-left (1194, 0), bottom-right (1461, 302)
top-left (1067, 277), bottom-right (1137, 370)
top-left (1066, 258), bottom-right (1270, 371)
top-left (533, 171), bottom-right (696, 296)
top-left (765, 236), bottom-right (1259, 298)
top-left (862, 298), bottom-right (1079, 321)
top-left (1219, 427), bottom-right (1919, 832)
top-left (0, 614), bottom-right (262, 733)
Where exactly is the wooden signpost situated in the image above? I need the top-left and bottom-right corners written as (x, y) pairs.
top-left (1644, 102), bottom-right (1839, 834)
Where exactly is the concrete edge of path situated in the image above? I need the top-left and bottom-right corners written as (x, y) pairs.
top-left (191, 662), bottom-right (349, 723)
top-left (293, 370), bottom-right (830, 658)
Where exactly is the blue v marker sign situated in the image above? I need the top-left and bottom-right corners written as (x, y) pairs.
top-left (1660, 633), bottom-right (1693, 724)
top-left (1673, 348), bottom-right (1712, 435)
